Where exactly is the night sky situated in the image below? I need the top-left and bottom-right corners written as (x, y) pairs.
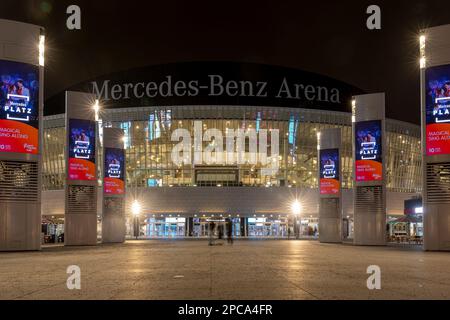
top-left (1, 0), bottom-right (450, 124)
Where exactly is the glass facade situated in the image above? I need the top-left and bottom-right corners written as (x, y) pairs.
top-left (42, 106), bottom-right (422, 193)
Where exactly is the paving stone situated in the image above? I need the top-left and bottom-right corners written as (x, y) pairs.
top-left (0, 240), bottom-right (449, 300)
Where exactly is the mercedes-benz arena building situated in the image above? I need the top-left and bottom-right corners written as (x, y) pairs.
top-left (41, 62), bottom-right (422, 239)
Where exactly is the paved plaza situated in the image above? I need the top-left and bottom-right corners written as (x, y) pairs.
top-left (1, 240), bottom-right (449, 300)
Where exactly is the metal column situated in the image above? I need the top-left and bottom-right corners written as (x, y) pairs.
top-left (65, 91), bottom-right (98, 246)
top-left (318, 128), bottom-right (342, 243)
top-left (102, 128), bottom-right (126, 243)
top-left (352, 93), bottom-right (387, 246)
top-left (420, 25), bottom-right (450, 251)
top-left (0, 19), bottom-right (44, 251)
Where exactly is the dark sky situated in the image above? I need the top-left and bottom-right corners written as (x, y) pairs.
top-left (1, 0), bottom-right (450, 124)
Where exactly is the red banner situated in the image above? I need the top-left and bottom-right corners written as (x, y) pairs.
top-left (320, 178), bottom-right (340, 195)
top-left (355, 160), bottom-right (382, 182)
top-left (426, 123), bottom-right (450, 156)
top-left (0, 119), bottom-right (38, 154)
top-left (69, 158), bottom-right (96, 181)
top-left (104, 177), bottom-right (125, 195)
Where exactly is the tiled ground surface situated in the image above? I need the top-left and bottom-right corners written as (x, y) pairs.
top-left (1, 240), bottom-right (449, 300)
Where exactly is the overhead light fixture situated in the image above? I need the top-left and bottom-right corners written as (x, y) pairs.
top-left (131, 200), bottom-right (142, 216)
top-left (38, 34), bottom-right (45, 67)
top-left (291, 200), bottom-right (302, 216)
top-left (93, 99), bottom-right (100, 121)
top-left (419, 34), bottom-right (426, 69)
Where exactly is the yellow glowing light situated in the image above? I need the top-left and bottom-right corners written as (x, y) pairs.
top-left (38, 35), bottom-right (45, 66)
top-left (420, 57), bottom-right (426, 69)
top-left (131, 200), bottom-right (142, 216)
top-left (419, 35), bottom-right (426, 48)
top-left (291, 200), bottom-right (302, 215)
top-left (419, 34), bottom-right (426, 69)
top-left (93, 99), bottom-right (100, 121)
top-left (93, 99), bottom-right (100, 112)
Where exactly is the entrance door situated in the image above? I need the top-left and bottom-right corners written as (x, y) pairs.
top-left (154, 223), bottom-right (161, 237)
top-left (232, 218), bottom-right (240, 237)
top-left (270, 220), bottom-right (288, 238)
top-left (164, 222), bottom-right (185, 238)
top-left (165, 223), bottom-right (176, 237)
top-left (145, 217), bottom-right (185, 238)
top-left (248, 218), bottom-right (267, 237)
top-left (192, 218), bottom-right (210, 237)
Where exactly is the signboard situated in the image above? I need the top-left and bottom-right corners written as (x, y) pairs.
top-left (68, 118), bottom-right (96, 181)
top-left (425, 64), bottom-right (450, 156)
top-left (319, 148), bottom-right (340, 195)
top-left (45, 62), bottom-right (364, 116)
top-left (355, 120), bottom-right (382, 182)
top-left (0, 60), bottom-right (39, 154)
top-left (104, 147), bottom-right (125, 195)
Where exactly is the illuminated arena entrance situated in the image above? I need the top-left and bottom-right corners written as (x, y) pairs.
top-left (40, 62), bottom-right (422, 245)
top-left (140, 214), bottom-right (311, 239)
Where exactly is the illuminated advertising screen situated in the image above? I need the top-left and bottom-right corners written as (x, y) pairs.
top-left (355, 120), bottom-right (382, 182)
top-left (104, 147), bottom-right (125, 195)
top-left (319, 148), bottom-right (340, 195)
top-left (425, 64), bottom-right (450, 156)
top-left (0, 60), bottom-right (39, 154)
top-left (68, 119), bottom-right (96, 181)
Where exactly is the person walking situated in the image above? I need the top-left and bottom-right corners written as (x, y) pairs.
top-left (226, 218), bottom-right (233, 245)
top-left (209, 221), bottom-right (216, 246)
top-left (218, 222), bottom-right (223, 240)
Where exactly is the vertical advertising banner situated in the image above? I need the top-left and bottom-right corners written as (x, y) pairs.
top-left (0, 60), bottom-right (39, 154)
top-left (68, 118), bottom-right (96, 181)
top-left (319, 148), bottom-right (340, 195)
top-left (355, 120), bottom-right (382, 182)
top-left (425, 64), bottom-right (450, 156)
top-left (104, 147), bottom-right (125, 195)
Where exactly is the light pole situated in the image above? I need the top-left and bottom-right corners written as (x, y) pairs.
top-left (93, 99), bottom-right (102, 190)
top-left (132, 200), bottom-right (142, 240)
top-left (93, 99), bottom-right (100, 121)
top-left (291, 200), bottom-right (302, 239)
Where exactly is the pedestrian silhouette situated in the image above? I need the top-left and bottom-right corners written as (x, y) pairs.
top-left (218, 223), bottom-right (223, 240)
top-left (226, 218), bottom-right (233, 244)
top-left (209, 221), bottom-right (216, 246)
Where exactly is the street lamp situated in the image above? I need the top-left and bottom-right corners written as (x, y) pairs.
top-left (93, 99), bottom-right (100, 121)
top-left (132, 200), bottom-right (142, 240)
top-left (291, 200), bottom-right (302, 239)
top-left (419, 34), bottom-right (426, 69)
top-left (291, 200), bottom-right (302, 216)
top-left (38, 33), bottom-right (45, 67)
top-left (93, 99), bottom-right (102, 181)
